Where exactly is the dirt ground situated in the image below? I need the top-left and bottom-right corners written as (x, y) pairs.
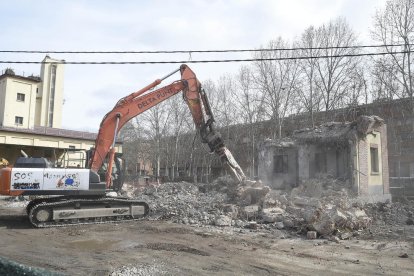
top-left (0, 200), bottom-right (413, 275)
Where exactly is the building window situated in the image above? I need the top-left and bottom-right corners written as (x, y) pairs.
top-left (15, 116), bottom-right (23, 125)
top-left (315, 152), bottom-right (327, 173)
top-left (48, 65), bottom-right (57, 127)
top-left (274, 154), bottom-right (288, 173)
top-left (400, 162), bottom-right (410, 177)
top-left (16, 93), bottom-right (25, 102)
top-left (370, 145), bottom-right (379, 174)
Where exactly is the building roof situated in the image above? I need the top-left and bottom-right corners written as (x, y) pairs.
top-left (293, 116), bottom-right (384, 145)
top-left (0, 70), bottom-right (41, 83)
top-left (262, 115), bottom-right (385, 148)
top-left (260, 137), bottom-right (296, 148)
top-left (0, 125), bottom-right (98, 141)
top-left (293, 122), bottom-right (353, 144)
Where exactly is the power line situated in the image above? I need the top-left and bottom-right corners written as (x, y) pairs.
top-left (0, 43), bottom-right (412, 54)
top-left (0, 50), bottom-right (411, 65)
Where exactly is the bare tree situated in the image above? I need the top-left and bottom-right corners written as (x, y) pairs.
top-left (168, 94), bottom-right (190, 180)
top-left (296, 26), bottom-right (324, 127)
top-left (214, 74), bottom-right (239, 133)
top-left (232, 65), bottom-right (266, 177)
top-left (118, 118), bottom-right (153, 181)
top-left (371, 57), bottom-right (402, 100)
top-left (372, 0), bottom-right (414, 106)
top-left (312, 18), bottom-right (360, 114)
top-left (253, 37), bottom-right (300, 139)
top-left (140, 101), bottom-right (171, 183)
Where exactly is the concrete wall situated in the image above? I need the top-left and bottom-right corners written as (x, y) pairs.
top-left (367, 131), bottom-right (383, 194)
top-left (357, 138), bottom-right (369, 195)
top-left (260, 143), bottom-right (352, 189)
top-left (380, 124), bottom-right (390, 194)
top-left (258, 145), bottom-right (297, 189)
top-left (298, 144), bottom-right (349, 181)
top-left (36, 56), bottom-right (64, 128)
top-left (0, 78), bottom-right (6, 124)
top-left (0, 78), bottom-right (38, 128)
top-left (357, 124), bottom-right (391, 200)
top-left (298, 144), bottom-right (311, 180)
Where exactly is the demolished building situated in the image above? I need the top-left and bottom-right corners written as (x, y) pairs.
top-left (258, 115), bottom-right (391, 203)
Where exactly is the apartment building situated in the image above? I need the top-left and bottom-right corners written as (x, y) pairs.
top-left (0, 56), bottom-right (121, 166)
top-left (0, 56), bottom-right (64, 129)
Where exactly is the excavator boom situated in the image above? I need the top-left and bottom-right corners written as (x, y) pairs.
top-left (91, 64), bottom-right (246, 187)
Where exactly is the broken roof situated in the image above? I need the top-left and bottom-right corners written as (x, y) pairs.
top-left (293, 121), bottom-right (353, 145)
top-left (262, 115), bottom-right (385, 147)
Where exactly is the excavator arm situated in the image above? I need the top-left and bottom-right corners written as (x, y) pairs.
top-left (90, 64), bottom-right (246, 188)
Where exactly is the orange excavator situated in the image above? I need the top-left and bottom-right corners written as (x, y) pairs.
top-left (0, 64), bottom-right (247, 227)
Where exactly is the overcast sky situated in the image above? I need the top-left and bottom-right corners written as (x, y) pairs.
top-left (0, 0), bottom-right (387, 132)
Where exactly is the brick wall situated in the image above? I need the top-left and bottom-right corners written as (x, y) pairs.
top-left (380, 124), bottom-right (390, 194)
top-left (358, 139), bottom-right (369, 195)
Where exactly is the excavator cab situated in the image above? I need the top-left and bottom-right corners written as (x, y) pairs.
top-left (96, 152), bottom-right (125, 192)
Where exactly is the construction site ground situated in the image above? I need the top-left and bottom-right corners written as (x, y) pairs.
top-left (0, 198), bottom-right (413, 275)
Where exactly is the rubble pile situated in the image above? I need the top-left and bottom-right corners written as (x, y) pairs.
top-left (133, 182), bottom-right (228, 225)
top-left (129, 178), bottom-right (368, 237)
top-left (365, 200), bottom-right (414, 226)
top-left (360, 200), bottom-right (414, 239)
top-left (259, 184), bottom-right (371, 238)
top-left (128, 177), bottom-right (412, 240)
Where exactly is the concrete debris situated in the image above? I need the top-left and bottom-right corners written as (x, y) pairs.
top-left (292, 115), bottom-right (384, 145)
top-left (128, 179), bottom-right (414, 240)
top-left (328, 236), bottom-right (340, 243)
top-left (339, 232), bottom-right (353, 240)
top-left (307, 231), bottom-right (317, 239)
top-left (3, 196), bottom-right (29, 208)
top-left (261, 207), bottom-right (284, 223)
top-left (110, 261), bottom-right (178, 276)
top-left (222, 204), bottom-right (238, 219)
top-left (214, 215), bottom-right (232, 227)
top-left (241, 205), bottom-right (260, 219)
top-left (274, 221), bottom-right (284, 229)
top-left (237, 180), bottom-right (271, 206)
top-left (245, 221), bottom-right (259, 229)
top-left (355, 115), bottom-right (384, 135)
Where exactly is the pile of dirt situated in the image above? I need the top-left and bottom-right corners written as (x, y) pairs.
top-left (360, 200), bottom-right (414, 240)
top-left (365, 200), bottom-right (414, 226)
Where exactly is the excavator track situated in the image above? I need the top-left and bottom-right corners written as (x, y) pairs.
top-left (28, 197), bottom-right (149, 228)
